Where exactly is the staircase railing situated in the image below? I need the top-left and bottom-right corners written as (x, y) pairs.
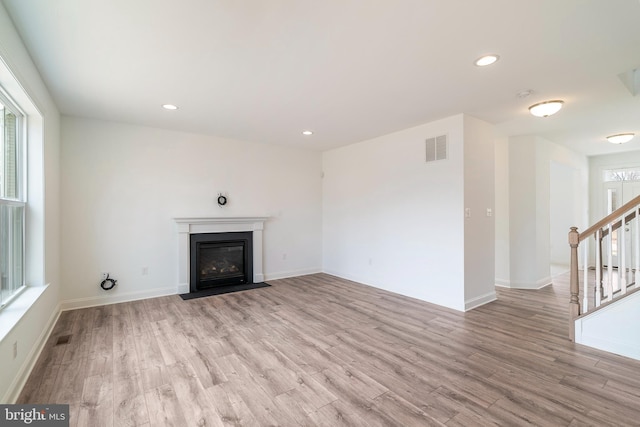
top-left (569, 194), bottom-right (640, 341)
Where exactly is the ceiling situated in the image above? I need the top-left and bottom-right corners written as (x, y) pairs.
top-left (3, 0), bottom-right (640, 155)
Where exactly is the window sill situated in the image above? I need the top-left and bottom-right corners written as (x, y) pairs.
top-left (0, 285), bottom-right (49, 343)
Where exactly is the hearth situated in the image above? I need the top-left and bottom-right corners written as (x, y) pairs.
top-left (190, 231), bottom-right (253, 292)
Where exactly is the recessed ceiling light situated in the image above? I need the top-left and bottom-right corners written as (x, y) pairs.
top-left (606, 133), bottom-right (635, 144)
top-left (474, 54), bottom-right (500, 67)
top-left (302, 130), bottom-right (313, 136)
top-left (162, 104), bottom-right (178, 110)
top-left (528, 100), bottom-right (564, 117)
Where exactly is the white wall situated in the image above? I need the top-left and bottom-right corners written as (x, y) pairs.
top-left (0, 2), bottom-right (61, 403)
top-left (575, 290), bottom-right (640, 361)
top-left (494, 137), bottom-right (510, 286)
top-left (548, 143), bottom-right (589, 269)
top-left (549, 162), bottom-right (576, 266)
top-left (463, 116), bottom-right (496, 309)
top-left (505, 136), bottom-right (587, 288)
top-left (60, 117), bottom-right (323, 308)
top-left (508, 136), bottom-right (545, 288)
top-left (323, 114), bottom-right (496, 312)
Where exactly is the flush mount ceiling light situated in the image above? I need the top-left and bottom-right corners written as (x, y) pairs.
top-left (606, 133), bottom-right (635, 144)
top-left (474, 54), bottom-right (500, 67)
top-left (528, 100), bottom-right (564, 117)
top-left (302, 130), bottom-right (313, 136)
top-left (162, 104), bottom-right (178, 110)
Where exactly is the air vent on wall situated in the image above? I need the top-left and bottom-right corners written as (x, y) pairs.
top-left (425, 134), bottom-right (447, 162)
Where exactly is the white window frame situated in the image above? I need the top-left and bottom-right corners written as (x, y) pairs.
top-left (0, 86), bottom-right (27, 310)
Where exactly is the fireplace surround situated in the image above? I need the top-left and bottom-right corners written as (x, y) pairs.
top-left (174, 217), bottom-right (267, 294)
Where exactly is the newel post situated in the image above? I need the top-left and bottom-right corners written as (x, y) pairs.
top-left (568, 226), bottom-right (580, 341)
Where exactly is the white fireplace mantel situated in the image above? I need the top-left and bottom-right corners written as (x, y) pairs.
top-left (174, 217), bottom-right (268, 293)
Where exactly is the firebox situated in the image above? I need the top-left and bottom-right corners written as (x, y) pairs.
top-left (190, 231), bottom-right (253, 292)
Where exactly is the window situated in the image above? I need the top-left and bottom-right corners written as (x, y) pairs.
top-left (0, 89), bottom-right (25, 310)
top-left (603, 167), bottom-right (640, 182)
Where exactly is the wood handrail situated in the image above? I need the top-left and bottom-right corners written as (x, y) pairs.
top-left (599, 210), bottom-right (638, 239)
top-left (579, 194), bottom-right (640, 242)
top-left (569, 193), bottom-right (640, 341)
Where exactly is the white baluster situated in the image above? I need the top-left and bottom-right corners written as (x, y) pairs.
top-left (595, 229), bottom-right (602, 307)
top-left (607, 223), bottom-right (614, 302)
top-left (583, 238), bottom-right (589, 312)
top-left (636, 206), bottom-right (640, 288)
top-left (620, 214), bottom-right (627, 295)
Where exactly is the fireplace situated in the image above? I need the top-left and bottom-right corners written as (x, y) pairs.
top-left (174, 217), bottom-right (267, 294)
top-left (190, 232), bottom-right (253, 292)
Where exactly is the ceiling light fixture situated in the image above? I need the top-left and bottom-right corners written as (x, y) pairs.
top-left (302, 130), bottom-right (313, 136)
top-left (528, 100), bottom-right (564, 117)
top-left (606, 133), bottom-right (635, 144)
top-left (474, 54), bottom-right (500, 67)
top-left (162, 104), bottom-right (178, 110)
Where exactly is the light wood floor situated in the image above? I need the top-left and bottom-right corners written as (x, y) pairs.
top-left (18, 273), bottom-right (640, 426)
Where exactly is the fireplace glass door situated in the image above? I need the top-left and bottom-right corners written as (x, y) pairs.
top-left (190, 232), bottom-right (253, 292)
top-left (198, 242), bottom-right (245, 283)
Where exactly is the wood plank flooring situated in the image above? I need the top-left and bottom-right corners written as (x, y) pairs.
top-left (17, 273), bottom-right (640, 426)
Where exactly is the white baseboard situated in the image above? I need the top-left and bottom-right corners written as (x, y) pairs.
top-left (59, 286), bottom-right (180, 311)
top-left (64, 268), bottom-right (323, 308)
top-left (322, 270), bottom-right (466, 311)
top-left (464, 291), bottom-right (497, 311)
top-left (500, 276), bottom-right (552, 290)
top-left (321, 269), bottom-right (373, 287)
top-left (575, 334), bottom-right (640, 361)
top-left (3, 301), bottom-right (61, 403)
top-left (495, 278), bottom-right (511, 287)
top-left (264, 268), bottom-right (322, 281)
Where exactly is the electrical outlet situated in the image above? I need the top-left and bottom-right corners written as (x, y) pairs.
top-left (282, 253), bottom-right (287, 260)
top-left (13, 341), bottom-right (17, 359)
top-left (142, 266), bottom-right (149, 276)
top-left (101, 272), bottom-right (109, 281)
